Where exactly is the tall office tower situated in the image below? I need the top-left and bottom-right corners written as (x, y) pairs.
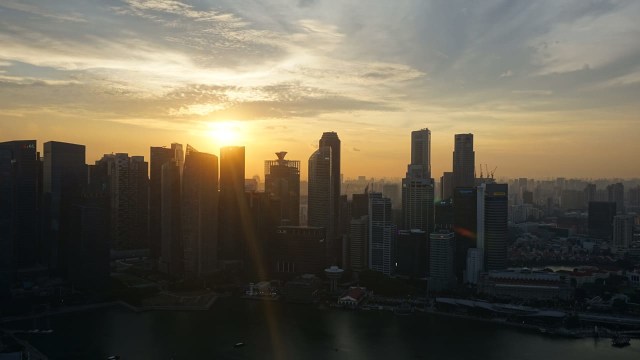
top-left (440, 172), bottom-right (453, 201)
top-left (452, 134), bottom-right (475, 189)
top-left (396, 229), bottom-right (428, 278)
top-left (319, 132), bottom-right (341, 262)
top-left (218, 146), bottom-right (246, 264)
top-left (308, 146), bottom-right (333, 246)
top-left (265, 152), bottom-right (300, 226)
top-left (607, 183), bottom-right (624, 214)
top-left (349, 215), bottom-right (369, 272)
top-left (629, 186), bottom-right (640, 208)
top-left (402, 129), bottom-right (435, 233)
top-left (0, 141), bottom-right (40, 272)
top-left (150, 146), bottom-right (176, 262)
top-left (171, 143), bottom-right (184, 178)
top-left (584, 184), bottom-right (596, 207)
top-left (434, 200), bottom-right (454, 230)
top-left (93, 153), bottom-right (149, 250)
top-left (483, 183), bottom-right (508, 271)
top-left (43, 141), bottom-right (86, 275)
top-left (382, 183), bottom-right (401, 209)
top-left (411, 129), bottom-right (431, 178)
top-left (429, 230), bottom-right (456, 291)
top-left (453, 187), bottom-right (477, 282)
top-left (0, 147), bottom-right (13, 297)
top-left (351, 190), bottom-right (369, 220)
top-left (464, 248), bottom-right (482, 284)
top-left (182, 146), bottom-right (219, 277)
top-left (588, 201), bottom-right (616, 240)
top-left (368, 193), bottom-right (396, 276)
top-left (160, 160), bottom-right (182, 276)
top-left (613, 215), bottom-right (635, 250)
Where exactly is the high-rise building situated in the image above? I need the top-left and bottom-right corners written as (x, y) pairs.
top-left (92, 153), bottom-right (149, 251)
top-left (182, 146), bottom-right (218, 277)
top-left (452, 134), bottom-right (475, 189)
top-left (584, 184), bottom-right (596, 207)
top-left (429, 230), bottom-right (456, 291)
top-left (464, 248), bottom-right (482, 284)
top-left (308, 146), bottom-right (333, 246)
top-left (453, 187), bottom-right (477, 282)
top-left (349, 215), bottom-right (369, 272)
top-left (440, 172), bottom-right (453, 201)
top-left (160, 160), bottom-right (182, 276)
top-left (435, 200), bottom-right (454, 230)
top-left (265, 152), bottom-right (300, 226)
top-left (629, 185), bottom-right (640, 209)
top-left (319, 132), bottom-right (341, 262)
top-left (171, 143), bottom-right (184, 178)
top-left (272, 226), bottom-right (326, 275)
top-left (613, 214), bottom-right (634, 250)
top-left (396, 229), bottom-right (428, 279)
top-left (0, 141), bottom-right (40, 271)
top-left (368, 193), bottom-right (396, 276)
top-left (219, 146), bottom-right (246, 263)
top-left (410, 129), bottom-right (431, 179)
top-left (150, 146), bottom-right (176, 262)
top-left (483, 183), bottom-right (508, 271)
top-left (607, 183), bottom-right (624, 214)
top-left (43, 141), bottom-right (86, 275)
top-left (382, 183), bottom-right (401, 210)
top-left (402, 129), bottom-right (434, 233)
top-left (588, 201), bottom-right (616, 240)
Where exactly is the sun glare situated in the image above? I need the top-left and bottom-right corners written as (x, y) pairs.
top-left (208, 121), bottom-right (242, 147)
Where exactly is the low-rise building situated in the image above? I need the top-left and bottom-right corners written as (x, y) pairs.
top-left (338, 287), bottom-right (367, 309)
top-left (478, 269), bottom-right (573, 301)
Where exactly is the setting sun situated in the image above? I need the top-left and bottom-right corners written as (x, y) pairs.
top-left (208, 121), bottom-right (242, 147)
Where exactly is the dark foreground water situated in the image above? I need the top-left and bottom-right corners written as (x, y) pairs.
top-left (10, 297), bottom-right (640, 360)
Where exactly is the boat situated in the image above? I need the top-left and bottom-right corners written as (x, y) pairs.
top-left (611, 334), bottom-right (631, 347)
top-left (234, 342), bottom-right (245, 348)
top-left (106, 356), bottom-right (121, 360)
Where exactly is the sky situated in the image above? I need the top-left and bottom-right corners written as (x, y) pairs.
top-left (0, 0), bottom-right (639, 180)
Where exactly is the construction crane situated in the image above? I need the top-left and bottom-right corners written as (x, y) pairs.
top-left (490, 166), bottom-right (497, 179)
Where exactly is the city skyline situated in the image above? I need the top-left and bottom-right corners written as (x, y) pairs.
top-left (1, 1), bottom-right (640, 179)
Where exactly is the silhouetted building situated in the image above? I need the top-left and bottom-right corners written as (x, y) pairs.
top-left (382, 183), bottom-right (401, 209)
top-left (272, 226), bottom-right (326, 275)
top-left (265, 152), bottom-right (300, 226)
top-left (43, 141), bottom-right (86, 276)
top-left (613, 214), bottom-right (634, 250)
top-left (440, 171), bottom-right (453, 201)
top-left (0, 141), bottom-right (40, 274)
top-left (160, 160), bottom-right (182, 276)
top-left (588, 201), bottom-right (616, 240)
top-left (402, 129), bottom-right (434, 233)
top-left (522, 190), bottom-right (534, 205)
top-left (93, 153), bottom-right (149, 250)
top-left (396, 229), bottom-right (428, 279)
top-left (453, 187), bottom-right (477, 282)
top-left (319, 132), bottom-right (341, 262)
top-left (150, 146), bottom-right (177, 262)
top-left (411, 129), bottom-right (431, 178)
top-left (584, 184), bottom-right (596, 207)
top-left (429, 230), bottom-right (456, 291)
top-left (181, 146), bottom-right (218, 277)
top-left (351, 191), bottom-right (369, 220)
top-left (483, 183), bottom-right (508, 271)
top-left (245, 191), bottom-right (281, 278)
top-left (308, 146), bottom-right (333, 259)
top-left (630, 185), bottom-right (640, 208)
top-left (219, 146), bottom-right (245, 263)
top-left (349, 215), bottom-right (369, 272)
top-left (607, 183), bottom-right (624, 214)
top-left (369, 193), bottom-right (395, 276)
top-left (452, 134), bottom-right (475, 189)
top-left (435, 200), bottom-right (454, 230)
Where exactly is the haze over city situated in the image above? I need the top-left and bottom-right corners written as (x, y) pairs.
top-left (1, 0), bottom-right (639, 179)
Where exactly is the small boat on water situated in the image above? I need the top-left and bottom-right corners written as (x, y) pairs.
top-left (106, 356), bottom-right (121, 360)
top-left (611, 334), bottom-right (631, 347)
top-left (234, 342), bottom-right (245, 348)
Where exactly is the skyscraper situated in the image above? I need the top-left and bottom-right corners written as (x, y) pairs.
top-left (588, 201), bottom-right (616, 240)
top-left (440, 171), bottom-right (453, 201)
top-left (453, 187), bottom-right (477, 282)
top-left (402, 129), bottom-right (435, 233)
top-left (265, 152), bottom-right (300, 226)
top-left (607, 183), bottom-right (624, 214)
top-left (150, 146), bottom-right (176, 262)
top-left (182, 146), bottom-right (219, 277)
top-left (429, 230), bottom-right (456, 291)
top-left (319, 132), bottom-right (341, 261)
top-left (308, 146), bottom-right (333, 237)
top-left (92, 153), bottom-right (149, 251)
top-left (452, 134), bottom-right (475, 189)
top-left (43, 141), bottom-right (86, 274)
top-left (219, 146), bottom-right (246, 263)
top-left (0, 141), bottom-right (40, 270)
top-left (368, 193), bottom-right (396, 276)
top-left (613, 214), bottom-right (634, 250)
top-left (410, 129), bottom-right (431, 179)
top-left (349, 215), bottom-right (369, 272)
top-left (160, 160), bottom-right (182, 276)
top-left (483, 183), bottom-right (508, 271)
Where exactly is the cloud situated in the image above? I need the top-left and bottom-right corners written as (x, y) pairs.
top-left (499, 70), bottom-right (513, 78)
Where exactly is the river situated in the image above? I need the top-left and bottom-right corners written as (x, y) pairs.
top-left (9, 297), bottom-right (640, 360)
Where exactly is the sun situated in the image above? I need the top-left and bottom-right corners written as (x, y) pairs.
top-left (207, 121), bottom-right (242, 147)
